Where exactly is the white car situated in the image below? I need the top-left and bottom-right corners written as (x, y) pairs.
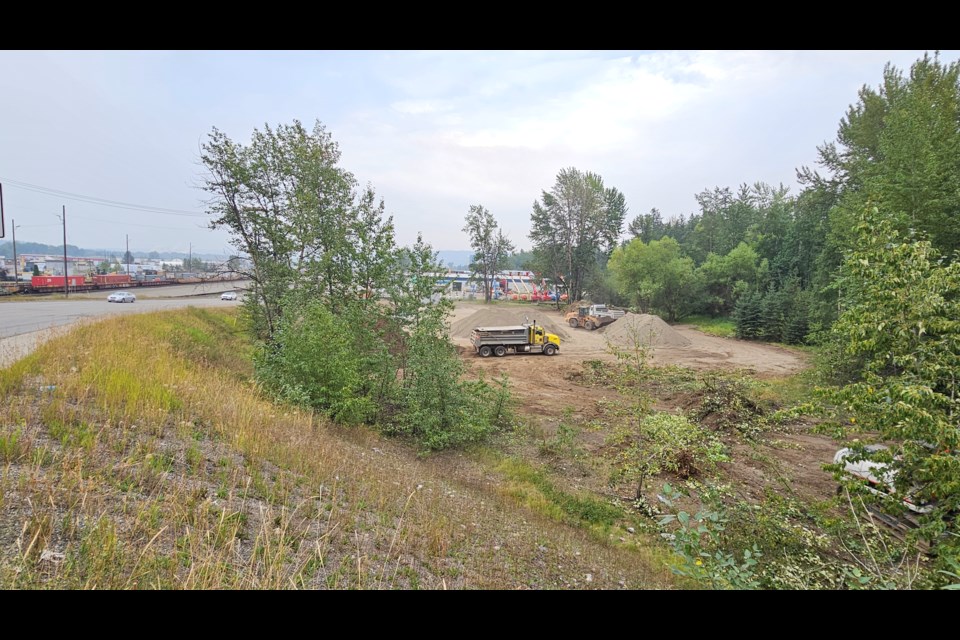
top-left (107, 291), bottom-right (136, 303)
top-left (220, 291), bottom-right (238, 301)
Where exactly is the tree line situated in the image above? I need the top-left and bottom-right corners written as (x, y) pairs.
top-left (463, 53), bottom-right (960, 557)
top-left (461, 53), bottom-right (959, 352)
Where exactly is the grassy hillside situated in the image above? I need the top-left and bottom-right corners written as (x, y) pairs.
top-left (0, 308), bottom-right (674, 589)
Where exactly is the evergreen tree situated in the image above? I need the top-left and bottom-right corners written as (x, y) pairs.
top-left (734, 289), bottom-right (763, 339)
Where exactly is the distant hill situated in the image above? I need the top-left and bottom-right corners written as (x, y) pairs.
top-left (0, 242), bottom-right (503, 270)
top-left (434, 250), bottom-right (538, 271)
top-left (0, 241), bottom-right (227, 261)
top-left (436, 250), bottom-right (472, 269)
top-left (0, 241), bottom-right (101, 258)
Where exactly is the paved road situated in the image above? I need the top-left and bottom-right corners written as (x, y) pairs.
top-left (63, 280), bottom-right (249, 300)
top-left (0, 296), bottom-right (241, 340)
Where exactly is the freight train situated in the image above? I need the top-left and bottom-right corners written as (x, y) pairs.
top-left (5, 273), bottom-right (217, 294)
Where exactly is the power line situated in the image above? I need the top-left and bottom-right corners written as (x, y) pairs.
top-left (71, 214), bottom-right (206, 231)
top-left (0, 177), bottom-right (207, 217)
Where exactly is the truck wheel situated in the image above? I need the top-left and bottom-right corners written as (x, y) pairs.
top-left (568, 318), bottom-right (579, 328)
top-left (586, 321), bottom-right (596, 331)
top-left (543, 344), bottom-right (557, 356)
top-left (479, 346), bottom-right (492, 358)
top-left (494, 346), bottom-right (507, 357)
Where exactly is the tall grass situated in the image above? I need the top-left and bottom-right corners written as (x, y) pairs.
top-left (0, 307), bottom-right (674, 589)
top-left (681, 315), bottom-right (737, 338)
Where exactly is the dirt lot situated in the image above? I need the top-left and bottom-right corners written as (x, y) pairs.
top-left (451, 301), bottom-right (808, 431)
top-left (450, 302), bottom-right (837, 509)
top-left (450, 301), bottom-right (807, 381)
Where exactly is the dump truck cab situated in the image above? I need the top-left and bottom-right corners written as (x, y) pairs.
top-left (530, 323), bottom-right (560, 348)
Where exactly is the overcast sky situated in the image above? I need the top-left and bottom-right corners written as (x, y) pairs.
top-left (1, 50), bottom-right (956, 255)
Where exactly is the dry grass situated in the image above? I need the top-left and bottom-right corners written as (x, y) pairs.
top-left (0, 307), bottom-right (675, 589)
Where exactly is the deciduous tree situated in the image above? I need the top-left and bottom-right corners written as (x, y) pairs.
top-left (529, 168), bottom-right (627, 302)
top-left (462, 204), bottom-right (514, 302)
top-left (821, 207), bottom-right (960, 552)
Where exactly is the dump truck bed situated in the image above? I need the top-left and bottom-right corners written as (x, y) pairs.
top-left (471, 325), bottom-right (530, 346)
top-left (473, 325), bottom-right (528, 334)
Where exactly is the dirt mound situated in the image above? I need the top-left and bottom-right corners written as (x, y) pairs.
top-left (450, 307), bottom-right (570, 340)
top-left (597, 313), bottom-right (690, 348)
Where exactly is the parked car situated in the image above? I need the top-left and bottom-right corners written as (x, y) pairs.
top-left (107, 291), bottom-right (136, 303)
top-left (221, 291), bottom-right (238, 301)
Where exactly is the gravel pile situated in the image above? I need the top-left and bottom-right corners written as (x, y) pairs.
top-left (598, 313), bottom-right (690, 347)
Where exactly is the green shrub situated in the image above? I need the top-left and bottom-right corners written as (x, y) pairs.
top-left (612, 413), bottom-right (728, 500)
top-left (256, 300), bottom-right (375, 424)
top-left (393, 315), bottom-right (511, 450)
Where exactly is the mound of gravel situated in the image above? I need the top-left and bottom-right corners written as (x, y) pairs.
top-left (450, 307), bottom-right (570, 340)
top-left (598, 313), bottom-right (690, 348)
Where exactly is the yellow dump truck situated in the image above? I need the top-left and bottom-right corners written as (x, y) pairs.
top-left (469, 321), bottom-right (560, 357)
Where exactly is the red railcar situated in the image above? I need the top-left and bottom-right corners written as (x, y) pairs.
top-left (92, 274), bottom-right (131, 285)
top-left (31, 275), bottom-right (88, 288)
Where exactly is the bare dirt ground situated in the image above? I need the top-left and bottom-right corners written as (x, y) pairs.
top-left (726, 430), bottom-right (841, 505)
top-left (450, 303), bottom-right (808, 426)
top-left (451, 302), bottom-right (837, 508)
top-left (450, 302), bottom-right (808, 378)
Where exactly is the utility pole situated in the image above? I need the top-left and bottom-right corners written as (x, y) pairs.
top-left (55, 206), bottom-right (68, 297)
top-left (62, 206), bottom-right (68, 297)
top-left (126, 234), bottom-right (131, 277)
top-left (188, 242), bottom-right (192, 274)
top-left (11, 218), bottom-right (18, 287)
